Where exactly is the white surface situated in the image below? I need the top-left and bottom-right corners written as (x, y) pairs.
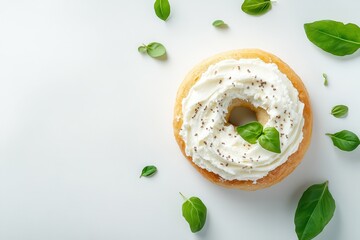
top-left (0, 0), bottom-right (359, 239)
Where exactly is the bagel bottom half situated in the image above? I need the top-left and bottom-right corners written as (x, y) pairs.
top-left (173, 49), bottom-right (312, 190)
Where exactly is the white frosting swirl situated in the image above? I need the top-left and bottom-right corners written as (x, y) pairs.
top-left (179, 58), bottom-right (304, 182)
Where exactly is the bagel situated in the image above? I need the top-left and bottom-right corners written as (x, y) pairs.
top-left (173, 49), bottom-right (312, 190)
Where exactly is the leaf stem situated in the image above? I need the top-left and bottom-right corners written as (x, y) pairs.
top-left (179, 192), bottom-right (188, 201)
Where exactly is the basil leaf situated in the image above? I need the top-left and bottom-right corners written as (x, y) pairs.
top-left (140, 165), bottom-right (157, 177)
top-left (212, 20), bottom-right (227, 28)
top-left (154, 0), bottom-right (170, 21)
top-left (138, 45), bottom-right (147, 53)
top-left (146, 42), bottom-right (166, 58)
top-left (258, 127), bottom-right (281, 153)
top-left (138, 42), bottom-right (166, 58)
top-left (241, 0), bottom-right (272, 16)
top-left (331, 105), bottom-right (348, 118)
top-left (304, 20), bottom-right (360, 56)
top-left (237, 122), bottom-right (281, 153)
top-left (180, 193), bottom-right (207, 233)
top-left (295, 181), bottom-right (336, 240)
top-left (323, 73), bottom-right (328, 86)
top-left (236, 121), bottom-right (263, 144)
top-left (326, 130), bottom-right (360, 151)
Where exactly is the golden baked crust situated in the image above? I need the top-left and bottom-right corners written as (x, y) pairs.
top-left (173, 49), bottom-right (312, 190)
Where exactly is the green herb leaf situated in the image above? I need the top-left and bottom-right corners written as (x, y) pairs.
top-left (212, 20), bottom-right (227, 28)
top-left (180, 193), bottom-right (207, 233)
top-left (331, 105), bottom-right (348, 118)
top-left (237, 122), bottom-right (281, 153)
top-left (138, 42), bottom-right (166, 58)
top-left (258, 127), bottom-right (281, 153)
top-left (241, 0), bottom-right (272, 16)
top-left (146, 42), bottom-right (166, 58)
top-left (140, 165), bottom-right (157, 177)
top-left (304, 20), bottom-right (360, 56)
top-left (138, 45), bottom-right (147, 53)
top-left (154, 0), bottom-right (170, 21)
top-left (323, 73), bottom-right (328, 86)
top-left (236, 121), bottom-right (263, 144)
top-left (326, 130), bottom-right (360, 151)
top-left (295, 181), bottom-right (336, 240)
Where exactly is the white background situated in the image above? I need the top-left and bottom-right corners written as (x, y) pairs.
top-left (1, 0), bottom-right (360, 239)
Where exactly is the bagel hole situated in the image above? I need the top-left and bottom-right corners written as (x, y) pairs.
top-left (228, 106), bottom-right (257, 127)
top-left (226, 99), bottom-right (269, 127)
